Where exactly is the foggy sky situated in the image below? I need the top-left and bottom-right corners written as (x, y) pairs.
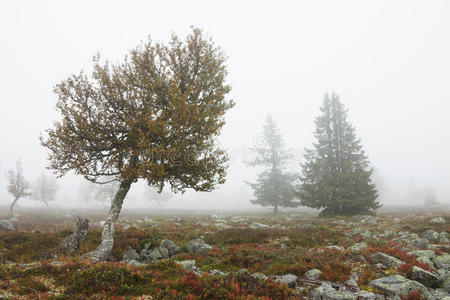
top-left (1, 0), bottom-right (449, 210)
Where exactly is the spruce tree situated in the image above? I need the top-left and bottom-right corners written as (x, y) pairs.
top-left (246, 115), bottom-right (298, 214)
top-left (299, 93), bottom-right (380, 216)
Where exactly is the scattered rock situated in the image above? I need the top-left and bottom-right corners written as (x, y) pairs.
top-left (186, 238), bottom-right (212, 254)
top-left (122, 248), bottom-right (140, 262)
top-left (304, 269), bottom-right (322, 280)
top-left (250, 222), bottom-right (269, 229)
top-left (411, 266), bottom-right (440, 287)
top-left (347, 242), bottom-right (368, 252)
top-left (236, 268), bottom-right (249, 276)
top-left (159, 240), bottom-right (180, 257)
top-left (176, 260), bottom-right (196, 271)
top-left (325, 245), bottom-right (345, 252)
top-left (370, 252), bottom-right (403, 268)
top-left (0, 220), bottom-right (15, 232)
top-left (311, 282), bottom-right (357, 299)
top-left (422, 229), bottom-right (440, 242)
top-left (252, 272), bottom-right (268, 281)
top-left (127, 259), bottom-right (146, 267)
top-left (430, 217), bottom-right (446, 225)
top-left (407, 249), bottom-right (436, 259)
top-left (274, 274), bottom-right (297, 288)
top-left (209, 269), bottom-right (227, 276)
top-left (369, 275), bottom-right (429, 297)
top-left (434, 254), bottom-right (450, 270)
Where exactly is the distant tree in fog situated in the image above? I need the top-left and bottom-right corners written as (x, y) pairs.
top-left (31, 174), bottom-right (58, 208)
top-left (246, 115), bottom-right (298, 214)
top-left (6, 159), bottom-right (31, 215)
top-left (40, 28), bottom-right (234, 261)
top-left (299, 93), bottom-right (380, 216)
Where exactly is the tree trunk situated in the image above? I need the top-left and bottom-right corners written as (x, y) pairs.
top-left (84, 181), bottom-right (132, 261)
top-left (273, 203), bottom-right (278, 215)
top-left (43, 200), bottom-right (49, 208)
top-left (9, 197), bottom-right (19, 216)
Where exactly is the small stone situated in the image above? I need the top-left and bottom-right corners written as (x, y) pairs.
top-left (250, 222), bottom-right (269, 229)
top-left (186, 238), bottom-right (212, 254)
top-left (236, 268), bottom-right (249, 276)
top-left (430, 217), bottom-right (446, 225)
top-left (122, 248), bottom-right (140, 262)
top-left (304, 269), bottom-right (322, 280)
top-left (0, 220), bottom-right (15, 232)
top-left (252, 272), bottom-right (268, 281)
top-left (274, 274), bottom-right (297, 288)
top-left (348, 242), bottom-right (368, 252)
top-left (370, 252), bottom-right (403, 268)
top-left (176, 260), bottom-right (196, 271)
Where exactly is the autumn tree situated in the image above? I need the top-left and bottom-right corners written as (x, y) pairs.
top-left (299, 93), bottom-right (380, 216)
top-left (246, 115), bottom-right (298, 214)
top-left (41, 28), bottom-right (234, 261)
top-left (6, 159), bottom-right (31, 215)
top-left (30, 174), bottom-right (58, 208)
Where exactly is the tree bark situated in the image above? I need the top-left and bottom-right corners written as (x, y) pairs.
top-left (9, 197), bottom-right (19, 216)
top-left (84, 180), bottom-right (132, 261)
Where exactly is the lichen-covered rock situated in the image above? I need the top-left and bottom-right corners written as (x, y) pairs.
top-left (434, 254), bottom-right (450, 270)
top-left (411, 266), bottom-right (440, 287)
top-left (311, 282), bottom-right (356, 299)
top-left (430, 217), bottom-right (446, 225)
top-left (209, 269), bottom-right (227, 276)
top-left (122, 248), bottom-right (140, 262)
top-left (159, 239), bottom-right (180, 257)
top-left (304, 268), bottom-right (322, 280)
top-left (250, 222), bottom-right (269, 229)
top-left (0, 220), bottom-right (15, 232)
top-left (252, 272), bottom-right (268, 281)
top-left (186, 238), bottom-right (212, 254)
top-left (347, 242), bottom-right (368, 253)
top-left (325, 245), bottom-right (345, 252)
top-left (176, 260), bottom-right (196, 271)
top-left (369, 275), bottom-right (429, 297)
top-left (127, 259), bottom-right (146, 267)
top-left (273, 274), bottom-right (297, 288)
top-left (370, 252), bottom-right (403, 268)
top-left (407, 249), bottom-right (436, 259)
top-left (421, 229), bottom-right (440, 242)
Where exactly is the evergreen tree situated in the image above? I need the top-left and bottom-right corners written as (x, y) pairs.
top-left (299, 93), bottom-right (380, 216)
top-left (246, 115), bottom-right (298, 214)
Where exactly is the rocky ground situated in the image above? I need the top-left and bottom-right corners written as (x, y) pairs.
top-left (0, 209), bottom-right (449, 299)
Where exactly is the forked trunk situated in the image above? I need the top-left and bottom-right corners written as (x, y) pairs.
top-left (9, 197), bottom-right (19, 216)
top-left (84, 181), bottom-right (132, 261)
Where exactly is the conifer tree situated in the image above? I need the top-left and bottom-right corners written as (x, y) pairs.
top-left (299, 93), bottom-right (380, 216)
top-left (246, 115), bottom-right (298, 214)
